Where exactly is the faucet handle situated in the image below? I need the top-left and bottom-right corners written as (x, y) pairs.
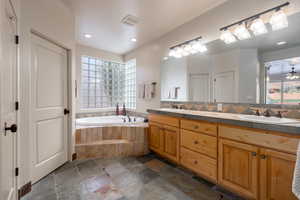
top-left (250, 108), bottom-right (260, 116)
top-left (276, 110), bottom-right (288, 118)
top-left (263, 109), bottom-right (271, 117)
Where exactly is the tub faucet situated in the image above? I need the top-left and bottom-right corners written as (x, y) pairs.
top-left (127, 115), bottom-right (131, 122)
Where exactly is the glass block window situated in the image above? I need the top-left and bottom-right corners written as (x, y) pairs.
top-left (125, 59), bottom-right (136, 109)
top-left (80, 56), bottom-right (126, 109)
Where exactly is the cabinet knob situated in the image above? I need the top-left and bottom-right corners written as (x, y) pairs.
top-left (194, 125), bottom-right (199, 129)
top-left (260, 154), bottom-right (267, 159)
top-left (194, 140), bottom-right (199, 145)
top-left (251, 152), bottom-right (257, 156)
top-left (194, 160), bottom-right (198, 165)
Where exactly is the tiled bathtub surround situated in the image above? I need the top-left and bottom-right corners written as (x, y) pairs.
top-left (75, 126), bottom-right (149, 159)
top-left (161, 101), bottom-right (300, 119)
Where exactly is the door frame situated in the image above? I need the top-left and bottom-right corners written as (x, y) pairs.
top-left (0, 0), bottom-right (19, 199)
top-left (29, 30), bottom-right (73, 181)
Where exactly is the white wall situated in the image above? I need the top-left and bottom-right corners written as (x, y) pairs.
top-left (19, 0), bottom-right (75, 188)
top-left (239, 49), bottom-right (259, 103)
top-left (75, 44), bottom-right (123, 112)
top-left (124, 0), bottom-right (300, 108)
top-left (125, 43), bottom-right (162, 113)
top-left (161, 57), bottom-right (188, 101)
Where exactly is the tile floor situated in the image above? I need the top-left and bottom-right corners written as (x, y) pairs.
top-left (22, 153), bottom-right (244, 200)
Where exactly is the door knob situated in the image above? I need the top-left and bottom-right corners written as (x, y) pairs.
top-left (64, 108), bottom-right (70, 115)
top-left (4, 123), bottom-right (17, 136)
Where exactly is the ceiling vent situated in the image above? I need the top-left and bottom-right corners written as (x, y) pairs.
top-left (121, 15), bottom-right (139, 26)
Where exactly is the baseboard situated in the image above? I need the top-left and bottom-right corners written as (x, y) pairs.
top-left (18, 182), bottom-right (31, 200)
top-left (72, 153), bottom-right (77, 161)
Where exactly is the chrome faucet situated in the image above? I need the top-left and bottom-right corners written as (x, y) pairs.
top-left (127, 115), bottom-right (131, 122)
top-left (263, 109), bottom-right (271, 117)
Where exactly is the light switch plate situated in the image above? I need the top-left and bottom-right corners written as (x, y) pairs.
top-left (217, 104), bottom-right (223, 112)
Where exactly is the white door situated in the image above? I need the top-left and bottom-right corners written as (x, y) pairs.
top-left (0, 0), bottom-right (18, 200)
top-left (31, 34), bottom-right (68, 183)
top-left (213, 71), bottom-right (235, 103)
top-left (189, 74), bottom-right (210, 102)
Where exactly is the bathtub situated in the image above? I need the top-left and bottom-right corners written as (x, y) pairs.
top-left (76, 115), bottom-right (145, 128)
top-left (75, 115), bottom-right (149, 160)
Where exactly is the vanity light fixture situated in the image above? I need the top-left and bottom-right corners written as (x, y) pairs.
top-left (234, 24), bottom-right (251, 40)
top-left (168, 36), bottom-right (207, 58)
top-left (131, 38), bottom-right (137, 42)
top-left (270, 10), bottom-right (289, 31)
top-left (250, 18), bottom-right (268, 36)
top-left (219, 2), bottom-right (290, 44)
top-left (220, 30), bottom-right (237, 44)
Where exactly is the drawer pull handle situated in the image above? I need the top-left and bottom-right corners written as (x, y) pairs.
top-left (251, 152), bottom-right (257, 156)
top-left (194, 141), bottom-right (199, 145)
top-left (194, 160), bottom-right (198, 165)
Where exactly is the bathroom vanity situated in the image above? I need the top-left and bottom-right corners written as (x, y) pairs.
top-left (147, 109), bottom-right (300, 200)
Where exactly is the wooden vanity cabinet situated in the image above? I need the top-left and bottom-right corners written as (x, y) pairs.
top-left (218, 139), bottom-right (259, 199)
top-left (219, 125), bottom-right (299, 200)
top-left (148, 114), bottom-right (299, 200)
top-left (149, 122), bottom-right (164, 153)
top-left (148, 114), bottom-right (180, 162)
top-left (259, 149), bottom-right (297, 200)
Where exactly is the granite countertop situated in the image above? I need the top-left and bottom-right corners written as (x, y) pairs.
top-left (147, 108), bottom-right (300, 135)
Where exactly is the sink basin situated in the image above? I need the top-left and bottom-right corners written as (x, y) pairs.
top-left (238, 115), bottom-right (299, 124)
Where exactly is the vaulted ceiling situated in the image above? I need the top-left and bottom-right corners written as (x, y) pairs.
top-left (62, 0), bottom-right (227, 54)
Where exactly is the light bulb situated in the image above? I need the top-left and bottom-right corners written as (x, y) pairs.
top-left (234, 24), bottom-right (251, 40)
top-left (174, 47), bottom-right (183, 58)
top-left (198, 44), bottom-right (208, 53)
top-left (183, 44), bottom-right (192, 53)
top-left (270, 10), bottom-right (288, 31)
top-left (250, 18), bottom-right (268, 36)
top-left (169, 49), bottom-right (176, 57)
top-left (220, 30), bottom-right (237, 44)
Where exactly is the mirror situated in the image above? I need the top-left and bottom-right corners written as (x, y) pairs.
top-left (161, 12), bottom-right (300, 105)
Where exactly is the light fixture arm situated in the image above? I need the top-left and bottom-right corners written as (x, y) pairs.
top-left (170, 36), bottom-right (202, 50)
top-left (220, 2), bottom-right (290, 31)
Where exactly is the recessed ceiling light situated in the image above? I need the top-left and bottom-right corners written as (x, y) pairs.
top-left (84, 34), bottom-right (92, 38)
top-left (277, 41), bottom-right (287, 45)
top-left (131, 38), bottom-right (137, 42)
top-left (163, 57), bottom-right (169, 60)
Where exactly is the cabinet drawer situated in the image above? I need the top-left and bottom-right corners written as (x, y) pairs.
top-left (149, 114), bottom-right (179, 127)
top-left (180, 147), bottom-right (217, 182)
top-left (181, 129), bottom-right (217, 158)
top-left (219, 125), bottom-right (300, 154)
top-left (181, 119), bottom-right (217, 136)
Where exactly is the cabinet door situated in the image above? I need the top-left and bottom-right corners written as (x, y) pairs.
top-left (163, 125), bottom-right (179, 162)
top-left (260, 149), bottom-right (297, 200)
top-left (218, 139), bottom-right (259, 199)
top-left (149, 123), bottom-right (163, 152)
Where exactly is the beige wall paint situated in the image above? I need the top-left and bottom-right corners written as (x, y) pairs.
top-left (19, 0), bottom-right (76, 187)
top-left (124, 0), bottom-right (300, 111)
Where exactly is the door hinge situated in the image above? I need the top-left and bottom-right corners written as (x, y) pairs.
top-left (15, 168), bottom-right (19, 177)
top-left (15, 101), bottom-right (19, 111)
top-left (15, 35), bottom-right (19, 45)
